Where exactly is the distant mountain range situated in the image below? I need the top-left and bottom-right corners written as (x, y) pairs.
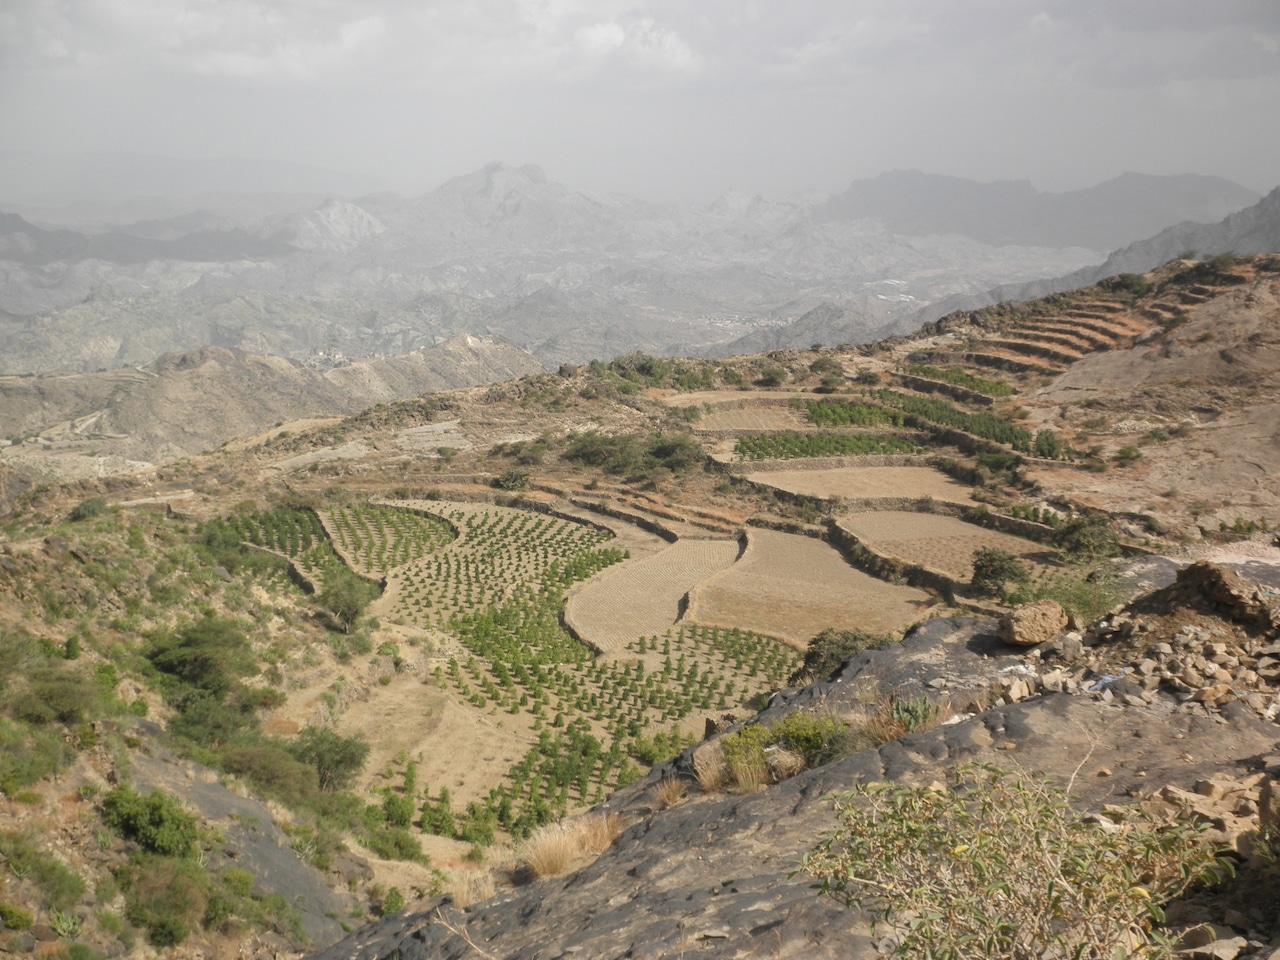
top-left (814, 170), bottom-right (1259, 249)
top-left (0, 163), bottom-right (1270, 371)
top-left (911, 185), bottom-right (1280, 326)
top-left (0, 333), bottom-right (543, 468)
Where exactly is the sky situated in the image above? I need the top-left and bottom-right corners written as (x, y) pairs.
top-left (1, 0), bottom-right (1279, 203)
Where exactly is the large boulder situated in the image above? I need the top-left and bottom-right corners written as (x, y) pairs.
top-left (998, 600), bottom-right (1068, 647)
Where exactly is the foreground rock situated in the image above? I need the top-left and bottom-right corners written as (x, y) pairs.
top-left (997, 599), bottom-right (1069, 647)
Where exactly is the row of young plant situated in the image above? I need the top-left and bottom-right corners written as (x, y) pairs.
top-left (431, 595), bottom-right (802, 837)
top-left (902, 364), bottom-right (1015, 397)
top-left (388, 507), bottom-right (617, 628)
top-left (322, 502), bottom-right (456, 575)
top-left (734, 432), bottom-right (922, 461)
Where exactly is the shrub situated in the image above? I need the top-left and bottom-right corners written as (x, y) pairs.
top-left (101, 787), bottom-right (199, 857)
top-left (493, 469), bottom-right (530, 491)
top-left (969, 547), bottom-right (1030, 599)
top-left (719, 725), bottom-right (774, 793)
top-left (0, 902), bottom-right (33, 930)
top-left (0, 832), bottom-right (86, 909)
top-left (69, 497), bottom-right (108, 522)
top-left (0, 719), bottom-right (76, 794)
top-left (381, 793), bottom-right (415, 828)
top-left (362, 827), bottom-right (426, 863)
top-left (772, 712), bottom-right (850, 768)
top-left (381, 887), bottom-right (405, 915)
top-left (799, 763), bottom-right (1231, 960)
top-left (1053, 516), bottom-right (1120, 562)
top-left (119, 857), bottom-right (208, 946)
top-left (789, 629), bottom-right (895, 686)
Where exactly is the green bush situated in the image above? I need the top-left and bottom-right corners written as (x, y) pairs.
top-left (0, 901), bottom-right (33, 930)
top-left (381, 793), bottom-right (415, 828)
top-left (101, 787), bottom-right (199, 858)
top-left (789, 629), bottom-right (895, 685)
top-left (68, 497), bottom-right (108, 522)
top-left (773, 712), bottom-right (850, 767)
top-left (1053, 516), bottom-right (1120, 562)
top-left (318, 568), bottom-right (381, 633)
top-left (800, 763), bottom-right (1230, 960)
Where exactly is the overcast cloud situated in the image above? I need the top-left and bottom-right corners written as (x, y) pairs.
top-left (1, 0), bottom-right (1278, 201)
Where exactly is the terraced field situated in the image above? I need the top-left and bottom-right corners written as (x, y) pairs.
top-left (564, 539), bottom-right (742, 652)
top-left (687, 527), bottom-right (933, 644)
top-left (383, 501), bottom-right (620, 628)
top-left (746, 465), bottom-right (975, 504)
top-left (838, 510), bottom-right (1054, 582)
top-left (319, 502), bottom-right (457, 576)
top-left (697, 406), bottom-right (808, 433)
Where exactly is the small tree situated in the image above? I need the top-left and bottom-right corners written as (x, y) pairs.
top-left (319, 568), bottom-right (379, 633)
top-left (288, 726), bottom-right (370, 791)
top-left (970, 547), bottom-right (1030, 599)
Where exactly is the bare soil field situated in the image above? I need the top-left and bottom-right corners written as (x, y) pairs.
top-left (746, 465), bottom-right (976, 504)
top-left (564, 539), bottom-right (742, 652)
top-left (686, 527), bottom-right (934, 645)
top-left (697, 406), bottom-right (809, 432)
top-left (838, 510), bottom-right (1053, 581)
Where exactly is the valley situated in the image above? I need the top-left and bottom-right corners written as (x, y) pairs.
top-left (0, 255), bottom-right (1279, 959)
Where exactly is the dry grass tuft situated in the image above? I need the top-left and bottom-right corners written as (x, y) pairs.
top-left (765, 747), bottom-right (806, 782)
top-left (577, 812), bottom-right (626, 854)
top-left (520, 813), bottom-right (627, 877)
top-left (693, 745), bottom-right (729, 793)
top-left (655, 776), bottom-right (688, 809)
top-left (445, 873), bottom-right (496, 909)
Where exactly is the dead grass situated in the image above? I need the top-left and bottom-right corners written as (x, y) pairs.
top-left (520, 813), bottom-right (627, 878)
top-left (693, 745), bottom-right (729, 793)
top-left (655, 776), bottom-right (687, 809)
top-left (445, 872), bottom-right (496, 909)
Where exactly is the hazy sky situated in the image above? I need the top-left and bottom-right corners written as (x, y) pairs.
top-left (2, 0), bottom-right (1279, 202)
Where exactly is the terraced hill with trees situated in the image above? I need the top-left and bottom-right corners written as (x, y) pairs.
top-left (0, 255), bottom-right (1279, 960)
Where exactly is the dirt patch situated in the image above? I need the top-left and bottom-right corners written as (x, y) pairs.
top-left (747, 465), bottom-right (975, 504)
top-left (686, 527), bottom-right (933, 645)
top-left (698, 406), bottom-right (809, 432)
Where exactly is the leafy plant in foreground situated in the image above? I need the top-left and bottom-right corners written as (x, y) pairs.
top-left (799, 764), bottom-right (1230, 960)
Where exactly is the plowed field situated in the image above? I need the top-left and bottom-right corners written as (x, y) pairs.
top-left (747, 465), bottom-right (975, 503)
top-left (564, 539), bottom-right (741, 652)
top-left (686, 528), bottom-right (932, 645)
top-left (838, 511), bottom-right (1053, 581)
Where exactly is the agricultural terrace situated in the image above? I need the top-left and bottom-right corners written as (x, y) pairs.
top-left (199, 506), bottom-right (349, 585)
top-left (697, 405), bottom-right (809, 433)
top-left (837, 511), bottom-right (1054, 582)
top-left (745, 466), bottom-right (976, 505)
top-left (406, 561), bottom-right (802, 836)
top-left (686, 527), bottom-right (934, 645)
top-left (380, 501), bottom-right (621, 629)
top-left (564, 539), bottom-right (742, 652)
top-left (319, 502), bottom-right (457, 576)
